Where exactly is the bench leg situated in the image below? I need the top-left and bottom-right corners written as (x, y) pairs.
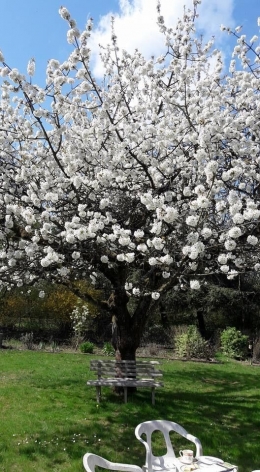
top-left (151, 387), bottom-right (155, 405)
top-left (124, 387), bottom-right (128, 403)
top-left (96, 386), bottom-right (101, 403)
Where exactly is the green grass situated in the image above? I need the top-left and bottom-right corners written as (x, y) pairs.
top-left (0, 349), bottom-right (260, 471)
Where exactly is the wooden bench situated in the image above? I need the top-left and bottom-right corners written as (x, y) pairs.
top-left (87, 359), bottom-right (163, 405)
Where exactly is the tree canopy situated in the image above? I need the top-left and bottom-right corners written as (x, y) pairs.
top-left (0, 1), bottom-right (260, 357)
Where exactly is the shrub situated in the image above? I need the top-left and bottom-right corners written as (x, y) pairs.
top-left (20, 332), bottom-right (34, 350)
top-left (79, 341), bottom-right (94, 354)
top-left (220, 327), bottom-right (248, 359)
top-left (70, 304), bottom-right (90, 349)
top-left (174, 325), bottom-right (211, 359)
top-left (102, 342), bottom-right (115, 356)
top-left (148, 343), bottom-right (160, 356)
top-left (142, 324), bottom-right (171, 345)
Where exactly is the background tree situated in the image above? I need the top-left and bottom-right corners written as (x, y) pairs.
top-left (0, 281), bottom-right (105, 341)
top-left (0, 1), bottom-right (260, 359)
top-left (153, 274), bottom-right (260, 341)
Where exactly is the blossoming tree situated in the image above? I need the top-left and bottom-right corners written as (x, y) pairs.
top-left (0, 1), bottom-right (260, 359)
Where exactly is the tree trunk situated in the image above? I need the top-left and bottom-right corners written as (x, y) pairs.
top-left (111, 315), bottom-right (140, 360)
top-left (111, 292), bottom-right (152, 361)
top-left (196, 308), bottom-right (206, 338)
top-left (159, 301), bottom-right (169, 328)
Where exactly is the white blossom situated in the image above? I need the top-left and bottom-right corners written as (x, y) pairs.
top-left (151, 292), bottom-right (160, 300)
top-left (117, 254), bottom-right (125, 261)
top-left (163, 207), bottom-right (179, 223)
top-left (225, 239), bottom-right (237, 251)
top-left (125, 253), bottom-right (135, 263)
top-left (8, 258), bottom-right (16, 267)
top-left (119, 236), bottom-right (131, 246)
top-left (152, 237), bottom-right (164, 250)
top-left (59, 6), bottom-right (71, 20)
top-left (227, 270), bottom-right (238, 280)
top-left (137, 243), bottom-right (148, 252)
top-left (228, 227), bottom-right (242, 239)
top-left (189, 262), bottom-right (198, 271)
top-left (250, 35), bottom-right (258, 43)
top-left (186, 215), bottom-right (199, 227)
top-left (232, 213), bottom-right (244, 224)
top-left (247, 235), bottom-right (258, 246)
top-left (134, 229), bottom-right (144, 239)
top-left (148, 257), bottom-right (158, 266)
top-left (101, 255), bottom-right (108, 263)
top-left (218, 254), bottom-right (228, 265)
top-left (27, 58), bottom-right (35, 77)
top-left (160, 254), bottom-right (173, 265)
top-left (66, 233), bottom-right (76, 244)
top-left (197, 196), bottom-right (210, 208)
top-left (133, 288), bottom-right (140, 296)
top-left (201, 228), bottom-right (212, 239)
top-left (190, 280), bottom-right (200, 290)
top-left (72, 251), bottom-right (80, 260)
top-left (58, 267), bottom-right (70, 276)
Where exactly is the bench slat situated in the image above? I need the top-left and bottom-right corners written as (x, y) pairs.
top-left (91, 359), bottom-right (159, 365)
top-left (87, 380), bottom-right (163, 386)
top-left (90, 367), bottom-right (162, 374)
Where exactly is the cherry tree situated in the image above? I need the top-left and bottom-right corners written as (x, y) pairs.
top-left (0, 1), bottom-right (260, 359)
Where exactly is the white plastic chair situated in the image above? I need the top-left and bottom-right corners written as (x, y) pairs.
top-left (83, 452), bottom-right (143, 472)
top-left (135, 420), bottom-right (203, 471)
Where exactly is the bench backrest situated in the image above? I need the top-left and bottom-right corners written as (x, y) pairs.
top-left (89, 360), bottom-right (162, 380)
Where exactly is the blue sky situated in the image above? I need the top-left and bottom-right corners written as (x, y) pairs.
top-left (0, 0), bottom-right (259, 83)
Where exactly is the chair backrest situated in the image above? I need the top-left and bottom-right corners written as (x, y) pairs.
top-left (135, 420), bottom-right (203, 470)
top-left (83, 452), bottom-right (143, 472)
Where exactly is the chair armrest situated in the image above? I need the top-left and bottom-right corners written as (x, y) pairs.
top-left (135, 426), bottom-right (153, 470)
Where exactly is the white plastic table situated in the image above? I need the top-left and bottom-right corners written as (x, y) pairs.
top-left (150, 457), bottom-right (238, 472)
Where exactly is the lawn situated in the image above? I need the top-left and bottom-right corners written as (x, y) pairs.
top-left (0, 349), bottom-right (259, 471)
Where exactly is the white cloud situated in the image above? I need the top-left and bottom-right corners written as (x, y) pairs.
top-left (196, 0), bottom-right (235, 38)
top-left (89, 0), bottom-right (235, 77)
